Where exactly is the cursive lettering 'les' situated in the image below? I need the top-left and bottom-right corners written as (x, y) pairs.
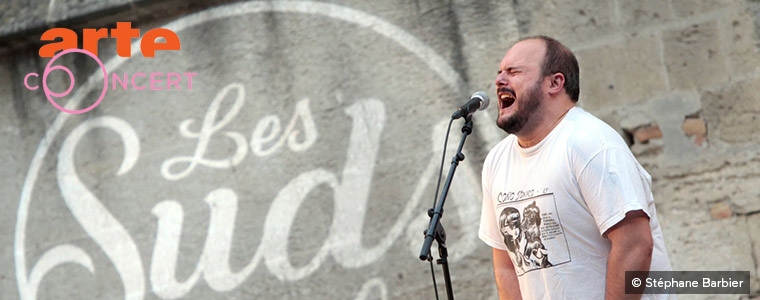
top-left (160, 83), bottom-right (318, 181)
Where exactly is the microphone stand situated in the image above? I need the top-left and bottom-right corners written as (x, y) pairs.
top-left (419, 116), bottom-right (474, 300)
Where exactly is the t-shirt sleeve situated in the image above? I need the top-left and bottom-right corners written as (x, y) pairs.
top-left (577, 147), bottom-right (653, 236)
top-left (478, 152), bottom-right (508, 251)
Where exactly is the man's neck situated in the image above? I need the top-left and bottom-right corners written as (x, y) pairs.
top-left (516, 103), bottom-right (575, 148)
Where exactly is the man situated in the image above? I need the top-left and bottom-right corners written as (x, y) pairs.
top-left (478, 36), bottom-right (674, 299)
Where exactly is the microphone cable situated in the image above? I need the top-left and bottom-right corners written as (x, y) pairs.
top-left (427, 117), bottom-right (455, 300)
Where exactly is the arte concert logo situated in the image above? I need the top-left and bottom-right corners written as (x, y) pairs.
top-left (23, 22), bottom-right (196, 114)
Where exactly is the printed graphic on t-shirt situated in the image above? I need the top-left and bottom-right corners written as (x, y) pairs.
top-left (497, 193), bottom-right (571, 276)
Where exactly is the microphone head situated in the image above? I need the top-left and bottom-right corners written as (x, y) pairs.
top-left (472, 91), bottom-right (489, 110)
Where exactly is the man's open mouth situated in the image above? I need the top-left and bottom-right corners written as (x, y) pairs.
top-left (498, 91), bottom-right (516, 109)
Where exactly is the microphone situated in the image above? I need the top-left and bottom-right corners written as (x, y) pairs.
top-left (451, 91), bottom-right (490, 119)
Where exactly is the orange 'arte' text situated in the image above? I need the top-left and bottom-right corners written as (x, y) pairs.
top-left (38, 22), bottom-right (180, 58)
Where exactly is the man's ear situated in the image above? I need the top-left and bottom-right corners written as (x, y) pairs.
top-left (547, 73), bottom-right (565, 96)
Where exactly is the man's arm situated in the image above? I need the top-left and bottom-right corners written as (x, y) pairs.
top-left (603, 210), bottom-right (653, 300)
top-left (492, 248), bottom-right (523, 300)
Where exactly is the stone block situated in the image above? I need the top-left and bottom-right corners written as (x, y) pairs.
top-left (666, 216), bottom-right (754, 279)
top-left (670, 0), bottom-right (743, 18)
top-left (617, 0), bottom-right (674, 30)
top-left (513, 0), bottom-right (616, 43)
top-left (718, 9), bottom-right (760, 78)
top-left (0, 0), bottom-right (231, 40)
top-left (654, 149), bottom-right (760, 219)
top-left (750, 1), bottom-right (760, 49)
top-left (0, 58), bottom-right (22, 300)
top-left (701, 75), bottom-right (760, 144)
top-left (0, 0), bottom-right (48, 38)
top-left (747, 214), bottom-right (760, 294)
top-left (451, 0), bottom-right (520, 103)
top-left (662, 20), bottom-right (730, 90)
top-left (576, 32), bottom-right (668, 110)
top-left (47, 0), bottom-right (133, 23)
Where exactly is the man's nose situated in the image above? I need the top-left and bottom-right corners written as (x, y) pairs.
top-left (495, 72), bottom-right (508, 87)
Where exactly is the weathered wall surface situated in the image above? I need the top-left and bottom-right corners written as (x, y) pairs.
top-left (0, 0), bottom-right (758, 299)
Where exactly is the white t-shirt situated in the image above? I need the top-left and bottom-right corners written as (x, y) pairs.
top-left (479, 107), bottom-right (674, 299)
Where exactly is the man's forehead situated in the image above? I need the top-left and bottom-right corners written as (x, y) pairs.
top-left (501, 39), bottom-right (546, 67)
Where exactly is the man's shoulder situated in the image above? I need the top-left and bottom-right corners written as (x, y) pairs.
top-left (562, 107), bottom-right (629, 150)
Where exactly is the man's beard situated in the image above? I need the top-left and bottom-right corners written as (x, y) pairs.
top-left (497, 80), bottom-right (542, 134)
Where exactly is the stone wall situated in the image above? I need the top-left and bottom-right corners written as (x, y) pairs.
top-left (0, 0), bottom-right (758, 299)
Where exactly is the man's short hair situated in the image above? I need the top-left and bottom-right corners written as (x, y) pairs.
top-left (520, 35), bottom-right (580, 102)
